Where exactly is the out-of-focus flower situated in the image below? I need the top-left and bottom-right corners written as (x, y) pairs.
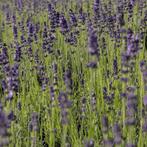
top-left (86, 61), bottom-right (97, 68)
top-left (88, 29), bottom-right (99, 57)
top-left (102, 115), bottom-right (109, 133)
top-left (58, 92), bottom-right (72, 125)
top-left (28, 112), bottom-right (39, 132)
top-left (0, 110), bottom-right (11, 147)
top-left (84, 139), bottom-right (94, 147)
top-left (113, 123), bottom-right (122, 145)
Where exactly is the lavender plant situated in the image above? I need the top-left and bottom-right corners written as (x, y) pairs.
top-left (0, 0), bottom-right (146, 147)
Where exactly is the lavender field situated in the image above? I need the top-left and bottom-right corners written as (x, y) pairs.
top-left (0, 0), bottom-right (147, 147)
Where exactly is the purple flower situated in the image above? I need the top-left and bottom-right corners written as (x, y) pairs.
top-left (102, 115), bottom-right (109, 133)
top-left (0, 103), bottom-right (3, 111)
top-left (14, 44), bottom-right (22, 62)
top-left (126, 86), bottom-right (136, 93)
top-left (12, 15), bottom-right (16, 24)
top-left (126, 143), bottom-right (136, 147)
top-left (42, 22), bottom-right (48, 38)
top-left (50, 86), bottom-right (55, 103)
top-left (58, 92), bottom-right (72, 109)
top-left (8, 111), bottom-right (16, 121)
top-left (128, 1), bottom-right (133, 21)
top-left (13, 25), bottom-right (18, 39)
top-left (17, 0), bottom-right (23, 11)
top-left (48, 3), bottom-right (53, 13)
top-left (59, 14), bottom-right (69, 34)
top-left (84, 139), bottom-right (94, 147)
top-left (120, 77), bottom-right (129, 83)
top-left (5, 90), bottom-right (13, 100)
top-left (0, 110), bottom-right (11, 147)
top-left (88, 29), bottom-right (99, 57)
top-left (91, 92), bottom-right (97, 111)
top-left (143, 95), bottom-right (147, 106)
top-left (93, 0), bottom-right (100, 18)
top-left (17, 101), bottom-right (21, 111)
top-left (69, 9), bottom-right (77, 27)
top-left (58, 92), bottom-right (72, 125)
top-left (65, 32), bottom-right (77, 46)
top-left (28, 23), bottom-right (34, 36)
top-left (78, 7), bottom-right (86, 24)
top-left (113, 123), bottom-right (122, 145)
top-left (80, 96), bottom-right (87, 119)
top-left (103, 138), bottom-right (114, 147)
top-left (117, 13), bottom-right (125, 26)
top-left (140, 60), bottom-right (146, 72)
top-left (64, 69), bottom-right (72, 94)
top-left (113, 57), bottom-right (118, 75)
top-left (52, 62), bottom-right (58, 91)
top-left (29, 112), bottom-right (39, 132)
top-left (125, 117), bottom-right (136, 126)
top-left (60, 109), bottom-right (69, 125)
top-left (87, 61), bottom-right (97, 68)
top-left (142, 121), bottom-right (147, 132)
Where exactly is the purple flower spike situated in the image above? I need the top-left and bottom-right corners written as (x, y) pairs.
top-left (0, 110), bottom-right (11, 147)
top-left (29, 112), bottom-right (39, 132)
top-left (143, 95), bottom-right (147, 106)
top-left (58, 92), bottom-right (72, 109)
top-left (102, 115), bottom-right (109, 133)
top-left (88, 29), bottom-right (99, 57)
top-left (58, 92), bottom-right (72, 125)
